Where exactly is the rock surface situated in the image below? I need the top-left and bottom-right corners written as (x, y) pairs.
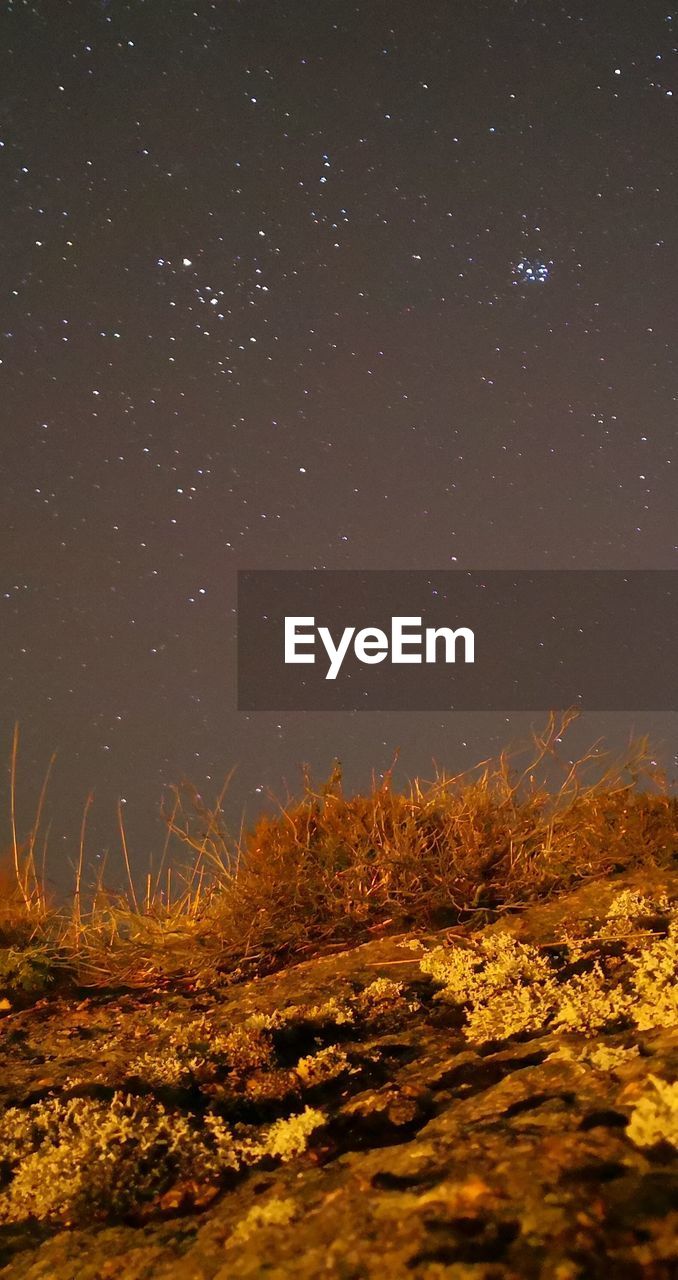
top-left (0, 867), bottom-right (676, 1279)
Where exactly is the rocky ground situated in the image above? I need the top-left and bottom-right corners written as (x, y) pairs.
top-left (0, 866), bottom-right (676, 1279)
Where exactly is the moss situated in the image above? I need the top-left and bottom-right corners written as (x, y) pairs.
top-left (0, 945), bottom-right (55, 998)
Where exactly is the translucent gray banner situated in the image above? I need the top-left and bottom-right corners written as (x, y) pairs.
top-left (237, 571), bottom-right (678, 711)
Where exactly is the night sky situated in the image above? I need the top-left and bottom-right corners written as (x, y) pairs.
top-left (2, 0), bottom-right (678, 881)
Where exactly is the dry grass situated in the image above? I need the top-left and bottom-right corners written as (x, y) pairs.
top-left (1, 712), bottom-right (677, 993)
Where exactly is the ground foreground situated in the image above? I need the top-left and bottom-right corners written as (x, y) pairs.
top-left (0, 866), bottom-right (676, 1279)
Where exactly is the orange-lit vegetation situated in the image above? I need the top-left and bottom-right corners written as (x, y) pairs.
top-left (1, 712), bottom-right (676, 993)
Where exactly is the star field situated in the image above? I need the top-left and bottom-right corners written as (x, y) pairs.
top-left (2, 0), bottom-right (678, 876)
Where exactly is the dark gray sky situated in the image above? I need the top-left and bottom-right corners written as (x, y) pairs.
top-left (2, 1), bottom-right (677, 884)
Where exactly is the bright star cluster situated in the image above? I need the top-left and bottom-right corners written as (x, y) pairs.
top-left (513, 259), bottom-right (552, 285)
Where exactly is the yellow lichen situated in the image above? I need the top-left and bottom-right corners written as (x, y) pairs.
top-left (420, 893), bottom-right (677, 1045)
top-left (229, 1196), bottom-right (298, 1243)
top-left (420, 932), bottom-right (558, 1042)
top-left (356, 977), bottom-right (404, 1005)
top-left (0, 1089), bottom-right (324, 1225)
top-left (465, 983), bottom-right (557, 1043)
top-left (295, 1045), bottom-right (350, 1086)
top-left (126, 1047), bottom-right (207, 1087)
top-left (600, 889), bottom-right (670, 936)
top-left (553, 965), bottom-right (631, 1033)
top-left (585, 1043), bottom-right (640, 1072)
top-left (626, 1076), bottom-right (678, 1150)
top-left (238, 1105), bottom-right (326, 1164)
top-left (629, 923), bottom-right (678, 1031)
top-left (0, 1093), bottom-right (236, 1225)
